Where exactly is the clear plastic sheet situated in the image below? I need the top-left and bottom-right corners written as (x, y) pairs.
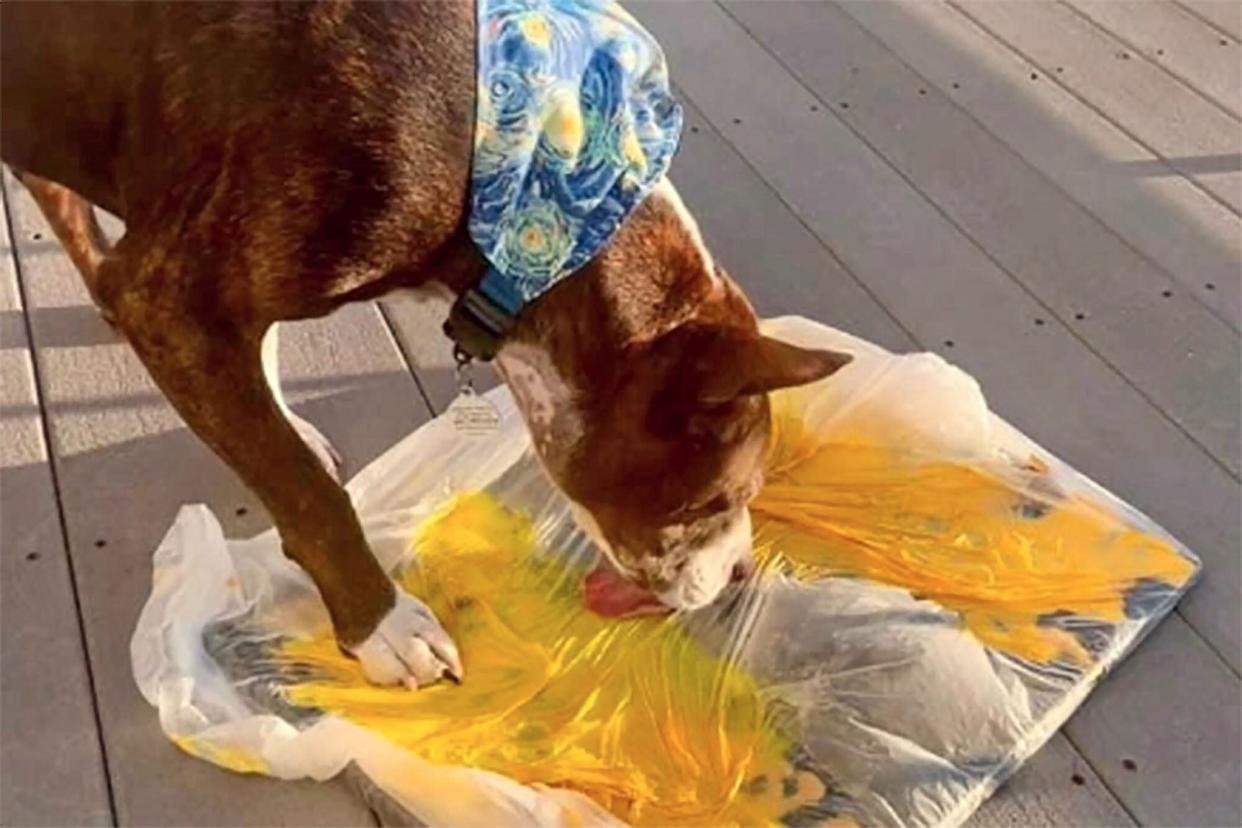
top-left (132, 317), bottom-right (1198, 827)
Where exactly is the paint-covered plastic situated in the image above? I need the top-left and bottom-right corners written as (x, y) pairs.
top-left (131, 316), bottom-right (1199, 827)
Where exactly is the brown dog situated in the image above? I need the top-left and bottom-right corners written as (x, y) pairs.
top-left (1, 0), bottom-right (850, 689)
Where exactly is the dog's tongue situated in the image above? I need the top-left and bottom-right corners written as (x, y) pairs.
top-left (584, 562), bottom-right (670, 618)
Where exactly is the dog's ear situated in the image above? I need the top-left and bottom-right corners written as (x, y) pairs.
top-left (695, 331), bottom-right (852, 404)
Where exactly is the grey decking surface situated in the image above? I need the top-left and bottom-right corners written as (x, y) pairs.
top-left (0, 2), bottom-right (1238, 826)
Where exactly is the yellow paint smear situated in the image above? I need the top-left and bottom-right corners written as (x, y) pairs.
top-left (753, 400), bottom-right (1195, 665)
top-left (173, 736), bottom-right (269, 776)
top-left (273, 398), bottom-right (1193, 823)
top-left (280, 494), bottom-right (825, 826)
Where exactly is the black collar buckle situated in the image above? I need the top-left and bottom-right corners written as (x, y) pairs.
top-left (444, 287), bottom-right (516, 362)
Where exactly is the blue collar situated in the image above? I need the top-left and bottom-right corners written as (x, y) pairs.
top-left (447, 0), bottom-right (682, 359)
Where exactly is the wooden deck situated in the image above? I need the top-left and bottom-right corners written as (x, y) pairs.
top-left (1, 1), bottom-right (1238, 825)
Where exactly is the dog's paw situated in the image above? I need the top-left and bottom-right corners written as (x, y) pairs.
top-left (288, 412), bottom-right (344, 482)
top-left (346, 592), bottom-right (463, 690)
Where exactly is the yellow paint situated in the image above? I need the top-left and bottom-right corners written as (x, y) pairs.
top-left (519, 13), bottom-right (552, 48)
top-left (274, 395), bottom-right (1193, 822)
top-left (519, 224), bottom-right (548, 253)
top-left (173, 736), bottom-right (268, 776)
top-left (753, 396), bottom-right (1196, 665)
top-left (544, 91), bottom-right (585, 158)
top-left (280, 495), bottom-right (822, 826)
top-left (621, 127), bottom-right (648, 173)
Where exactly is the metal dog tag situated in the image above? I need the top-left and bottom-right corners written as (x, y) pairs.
top-left (448, 346), bottom-right (500, 436)
top-left (448, 390), bottom-right (501, 437)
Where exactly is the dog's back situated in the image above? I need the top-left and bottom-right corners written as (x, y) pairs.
top-left (2, 0), bottom-right (479, 310)
top-left (2, 1), bottom-right (138, 212)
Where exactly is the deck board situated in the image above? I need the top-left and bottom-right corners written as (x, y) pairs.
top-left (667, 95), bottom-right (1135, 828)
top-left (1065, 615), bottom-right (1242, 826)
top-left (952, 0), bottom-right (1242, 214)
top-left (1176, 0), bottom-right (1242, 40)
top-left (724, 0), bottom-right (1240, 479)
top-left (968, 735), bottom-right (1135, 828)
top-left (1066, 0), bottom-right (1241, 118)
top-left (0, 179), bottom-right (113, 828)
top-left (834, 0), bottom-right (1241, 329)
top-left (2, 170), bottom-right (409, 827)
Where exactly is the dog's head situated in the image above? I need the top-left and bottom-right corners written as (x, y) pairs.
top-left (497, 179), bottom-right (850, 615)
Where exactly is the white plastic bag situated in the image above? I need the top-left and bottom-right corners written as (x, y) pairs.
top-left (132, 317), bottom-right (1198, 827)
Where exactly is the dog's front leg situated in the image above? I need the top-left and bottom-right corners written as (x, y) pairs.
top-left (107, 265), bottom-right (461, 688)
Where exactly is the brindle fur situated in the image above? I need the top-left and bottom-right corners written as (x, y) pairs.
top-left (2, 0), bottom-right (848, 660)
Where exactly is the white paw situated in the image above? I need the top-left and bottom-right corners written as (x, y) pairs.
top-left (346, 592), bottom-right (463, 690)
top-left (289, 412), bottom-right (344, 482)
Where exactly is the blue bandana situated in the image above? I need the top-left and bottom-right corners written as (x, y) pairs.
top-left (470, 0), bottom-right (683, 316)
